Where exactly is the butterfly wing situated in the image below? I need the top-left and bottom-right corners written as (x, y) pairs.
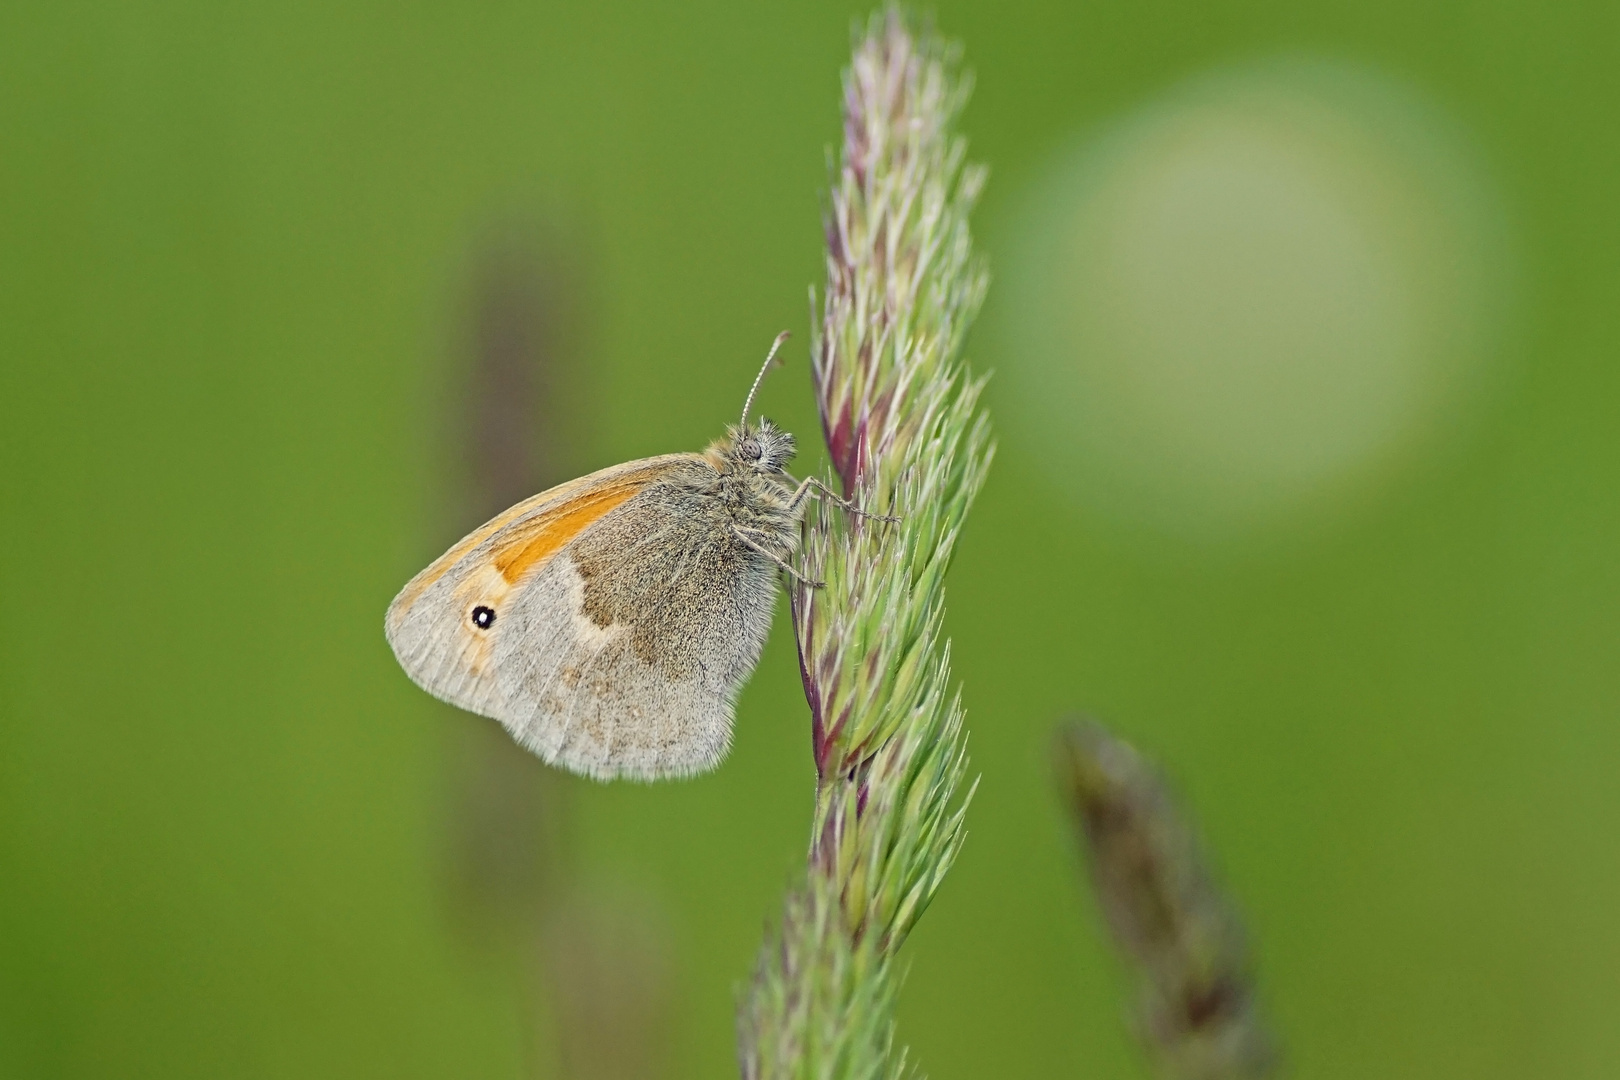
top-left (385, 455), bottom-right (684, 718)
top-left (385, 453), bottom-right (782, 781)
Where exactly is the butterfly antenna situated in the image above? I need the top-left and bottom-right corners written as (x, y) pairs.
top-left (740, 331), bottom-right (791, 431)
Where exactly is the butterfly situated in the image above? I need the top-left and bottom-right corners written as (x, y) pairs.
top-left (385, 334), bottom-right (880, 781)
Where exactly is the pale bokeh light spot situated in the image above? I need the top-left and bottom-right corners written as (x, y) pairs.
top-left (1006, 58), bottom-right (1513, 539)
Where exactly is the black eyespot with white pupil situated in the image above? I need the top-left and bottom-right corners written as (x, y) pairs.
top-left (471, 605), bottom-right (496, 630)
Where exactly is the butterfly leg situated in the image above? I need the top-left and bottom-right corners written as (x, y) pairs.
top-left (786, 475), bottom-right (901, 523)
top-left (733, 527), bottom-right (824, 589)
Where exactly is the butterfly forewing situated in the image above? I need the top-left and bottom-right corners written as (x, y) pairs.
top-left (385, 456), bottom-right (686, 716)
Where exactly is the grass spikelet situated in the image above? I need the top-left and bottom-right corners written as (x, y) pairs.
top-left (737, 8), bottom-right (991, 1077)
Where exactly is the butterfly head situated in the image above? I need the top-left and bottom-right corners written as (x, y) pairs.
top-left (726, 418), bottom-right (796, 474)
top-left (723, 332), bottom-right (797, 474)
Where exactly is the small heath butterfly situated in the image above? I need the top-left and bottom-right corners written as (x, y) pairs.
top-left (386, 334), bottom-right (878, 781)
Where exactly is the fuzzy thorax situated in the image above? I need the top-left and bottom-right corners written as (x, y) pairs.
top-left (693, 419), bottom-right (803, 560)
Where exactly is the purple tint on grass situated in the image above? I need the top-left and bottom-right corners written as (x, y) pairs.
top-left (824, 399), bottom-right (859, 496)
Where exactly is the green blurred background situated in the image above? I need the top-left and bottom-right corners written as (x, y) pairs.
top-left (3, 1), bottom-right (1618, 1077)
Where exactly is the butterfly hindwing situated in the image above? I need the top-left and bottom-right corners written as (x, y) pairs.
top-left (494, 482), bottom-right (781, 779)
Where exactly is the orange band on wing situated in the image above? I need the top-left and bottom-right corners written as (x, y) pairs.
top-left (389, 455), bottom-right (694, 624)
top-left (493, 484), bottom-right (639, 583)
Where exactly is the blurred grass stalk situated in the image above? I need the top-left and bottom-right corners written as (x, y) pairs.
top-left (1054, 721), bottom-right (1275, 1080)
top-left (737, 9), bottom-right (991, 1078)
top-left (445, 224), bottom-right (671, 1080)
